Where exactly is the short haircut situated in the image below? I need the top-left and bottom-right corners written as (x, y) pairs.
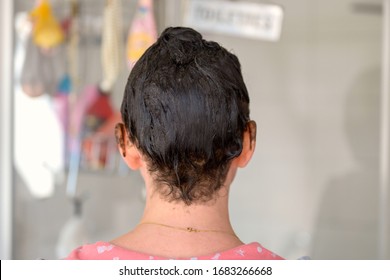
top-left (121, 27), bottom-right (250, 204)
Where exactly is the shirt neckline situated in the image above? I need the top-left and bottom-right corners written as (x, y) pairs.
top-left (95, 240), bottom-right (262, 260)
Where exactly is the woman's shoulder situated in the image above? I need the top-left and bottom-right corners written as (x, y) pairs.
top-left (198, 242), bottom-right (284, 260)
top-left (64, 241), bottom-right (153, 260)
top-left (64, 241), bottom-right (284, 260)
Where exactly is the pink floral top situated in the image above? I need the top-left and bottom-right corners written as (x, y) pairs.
top-left (65, 241), bottom-right (284, 260)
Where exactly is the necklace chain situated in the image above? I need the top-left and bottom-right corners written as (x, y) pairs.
top-left (138, 222), bottom-right (238, 237)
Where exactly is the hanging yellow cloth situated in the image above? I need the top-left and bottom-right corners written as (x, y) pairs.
top-left (30, 0), bottom-right (64, 49)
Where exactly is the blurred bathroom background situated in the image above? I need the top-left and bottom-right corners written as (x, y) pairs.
top-left (1, 0), bottom-right (389, 260)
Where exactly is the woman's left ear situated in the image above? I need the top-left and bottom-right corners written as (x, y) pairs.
top-left (236, 121), bottom-right (257, 168)
top-left (115, 123), bottom-right (143, 170)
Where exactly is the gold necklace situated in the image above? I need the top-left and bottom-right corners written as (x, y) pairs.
top-left (138, 222), bottom-right (238, 238)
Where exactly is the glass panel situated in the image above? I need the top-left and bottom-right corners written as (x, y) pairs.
top-left (9, 0), bottom-right (387, 259)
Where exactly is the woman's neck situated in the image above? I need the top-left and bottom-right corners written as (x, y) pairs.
top-left (140, 188), bottom-right (234, 233)
top-left (111, 184), bottom-right (243, 258)
top-left (110, 167), bottom-right (243, 258)
top-left (138, 164), bottom-right (237, 232)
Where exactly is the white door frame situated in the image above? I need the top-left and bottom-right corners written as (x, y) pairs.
top-left (0, 0), bottom-right (14, 260)
top-left (379, 0), bottom-right (390, 260)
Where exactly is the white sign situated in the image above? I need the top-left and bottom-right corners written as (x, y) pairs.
top-left (184, 0), bottom-right (284, 41)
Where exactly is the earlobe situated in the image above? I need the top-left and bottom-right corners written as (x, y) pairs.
top-left (237, 120), bottom-right (257, 168)
top-left (124, 144), bottom-right (143, 170)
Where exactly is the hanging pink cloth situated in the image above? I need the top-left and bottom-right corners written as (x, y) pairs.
top-left (126, 0), bottom-right (157, 68)
top-left (69, 85), bottom-right (100, 152)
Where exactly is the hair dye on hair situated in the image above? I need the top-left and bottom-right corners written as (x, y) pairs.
top-left (121, 27), bottom-right (250, 204)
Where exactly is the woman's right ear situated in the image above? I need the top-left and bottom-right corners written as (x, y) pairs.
top-left (115, 123), bottom-right (143, 170)
top-left (115, 123), bottom-right (127, 157)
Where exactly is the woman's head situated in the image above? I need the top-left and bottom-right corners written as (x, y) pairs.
top-left (119, 27), bottom-right (253, 204)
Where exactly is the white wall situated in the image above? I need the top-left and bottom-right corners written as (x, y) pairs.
top-left (181, 0), bottom-right (387, 259)
top-left (222, 0), bottom-right (386, 259)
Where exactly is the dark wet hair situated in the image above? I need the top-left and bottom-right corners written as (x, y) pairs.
top-left (121, 27), bottom-right (250, 204)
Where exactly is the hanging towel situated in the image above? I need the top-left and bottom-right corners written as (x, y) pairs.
top-left (126, 0), bottom-right (157, 68)
top-left (14, 12), bottom-right (65, 199)
top-left (100, 0), bottom-right (123, 92)
top-left (14, 91), bottom-right (65, 198)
